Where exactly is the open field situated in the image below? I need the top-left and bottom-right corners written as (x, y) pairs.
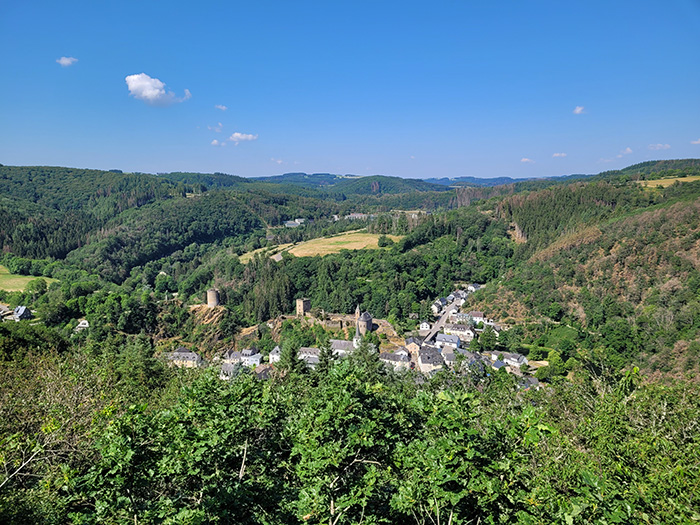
top-left (636, 175), bottom-right (700, 188)
top-left (286, 231), bottom-right (403, 257)
top-left (0, 265), bottom-right (56, 291)
top-left (238, 231), bottom-right (404, 263)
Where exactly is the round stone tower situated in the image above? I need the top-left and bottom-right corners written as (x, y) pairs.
top-left (207, 288), bottom-right (220, 308)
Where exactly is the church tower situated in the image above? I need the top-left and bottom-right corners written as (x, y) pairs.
top-left (353, 305), bottom-right (362, 349)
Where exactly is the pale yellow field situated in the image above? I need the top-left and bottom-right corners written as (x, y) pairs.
top-left (636, 175), bottom-right (700, 188)
top-left (0, 265), bottom-right (56, 291)
top-left (286, 231), bottom-right (403, 257)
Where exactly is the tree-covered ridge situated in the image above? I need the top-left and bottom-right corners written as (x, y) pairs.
top-left (328, 174), bottom-right (451, 195)
top-left (0, 166), bottom-right (177, 218)
top-left (471, 182), bottom-right (700, 376)
top-left (496, 181), bottom-right (658, 252)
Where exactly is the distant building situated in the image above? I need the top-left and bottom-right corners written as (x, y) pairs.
top-left (345, 213), bottom-right (368, 220)
top-left (404, 337), bottom-right (423, 354)
top-left (298, 347), bottom-right (321, 368)
top-left (167, 347), bottom-right (203, 368)
top-left (13, 306), bottom-right (32, 322)
top-left (241, 348), bottom-right (262, 367)
top-left (497, 352), bottom-right (529, 368)
top-left (431, 298), bottom-right (447, 315)
top-left (466, 311), bottom-right (487, 325)
top-left (284, 220), bottom-right (301, 228)
top-left (73, 319), bottom-right (90, 332)
top-left (379, 352), bottom-right (411, 371)
top-left (435, 333), bottom-right (460, 350)
top-left (418, 349), bottom-right (444, 374)
top-left (353, 305), bottom-right (373, 348)
top-left (330, 339), bottom-right (354, 357)
top-left (296, 298), bottom-right (311, 317)
top-left (223, 348), bottom-right (241, 364)
top-left (207, 289), bottom-right (220, 308)
top-left (419, 320), bottom-right (431, 331)
top-left (444, 324), bottom-right (475, 342)
top-left (269, 346), bottom-right (281, 364)
top-left (220, 362), bottom-right (238, 380)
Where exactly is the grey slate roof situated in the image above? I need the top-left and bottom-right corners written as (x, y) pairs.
top-left (379, 352), bottom-right (410, 363)
top-left (330, 339), bottom-right (354, 352)
top-left (436, 333), bottom-right (460, 346)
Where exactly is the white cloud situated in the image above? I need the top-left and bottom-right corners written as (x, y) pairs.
top-left (520, 157), bottom-right (535, 163)
top-left (271, 158), bottom-right (283, 165)
top-left (215, 104), bottom-right (228, 111)
top-left (616, 147), bottom-right (633, 158)
top-left (691, 138), bottom-right (700, 145)
top-left (552, 152), bottom-right (567, 158)
top-left (208, 122), bottom-right (223, 133)
top-left (211, 139), bottom-right (226, 147)
top-left (125, 73), bottom-right (191, 106)
top-left (228, 132), bottom-right (258, 144)
top-left (410, 155), bottom-right (415, 159)
top-left (56, 56), bottom-right (78, 67)
top-left (648, 143), bottom-right (670, 150)
top-left (573, 106), bottom-right (585, 115)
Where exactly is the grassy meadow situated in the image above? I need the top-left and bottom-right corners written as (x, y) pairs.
top-left (286, 231), bottom-right (403, 257)
top-left (636, 175), bottom-right (700, 188)
top-left (0, 265), bottom-right (56, 291)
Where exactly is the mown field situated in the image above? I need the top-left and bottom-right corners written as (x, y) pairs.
top-left (286, 231), bottom-right (403, 257)
top-left (0, 265), bottom-right (56, 291)
top-left (637, 175), bottom-right (700, 187)
top-left (239, 231), bottom-right (404, 263)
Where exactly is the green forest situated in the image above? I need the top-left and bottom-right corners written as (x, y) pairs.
top-left (1, 160), bottom-right (700, 523)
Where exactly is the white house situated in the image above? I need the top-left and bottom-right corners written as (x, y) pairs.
top-left (435, 333), bottom-right (460, 350)
top-left (269, 346), bottom-right (281, 364)
top-left (444, 323), bottom-right (476, 342)
top-left (241, 348), bottom-right (262, 367)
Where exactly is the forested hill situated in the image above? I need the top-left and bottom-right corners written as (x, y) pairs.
top-left (254, 172), bottom-right (452, 195)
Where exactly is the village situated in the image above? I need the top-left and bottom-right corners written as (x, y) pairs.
top-left (165, 285), bottom-right (545, 389)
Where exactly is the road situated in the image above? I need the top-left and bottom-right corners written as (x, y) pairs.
top-left (423, 298), bottom-right (462, 344)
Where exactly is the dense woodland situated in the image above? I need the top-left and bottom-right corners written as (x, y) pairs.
top-left (1, 160), bottom-right (700, 523)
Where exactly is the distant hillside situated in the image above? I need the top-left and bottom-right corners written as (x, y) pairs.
top-left (328, 175), bottom-right (450, 195)
top-left (425, 176), bottom-right (531, 187)
top-left (250, 172), bottom-right (357, 188)
top-left (156, 171), bottom-right (249, 189)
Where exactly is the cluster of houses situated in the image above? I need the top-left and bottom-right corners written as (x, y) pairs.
top-left (430, 285), bottom-right (483, 316)
top-left (164, 293), bottom-right (537, 388)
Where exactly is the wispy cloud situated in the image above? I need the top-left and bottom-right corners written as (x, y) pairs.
top-left (215, 104), bottom-right (228, 111)
top-left (211, 139), bottom-right (226, 147)
top-left (552, 152), bottom-right (567, 158)
top-left (125, 73), bottom-right (191, 106)
top-left (520, 157), bottom-right (535, 163)
top-left (616, 147), bottom-right (633, 158)
top-left (271, 158), bottom-right (283, 165)
top-left (208, 122), bottom-right (223, 133)
top-left (229, 132), bottom-right (258, 144)
top-left (56, 56), bottom-right (78, 67)
top-left (573, 106), bottom-right (585, 115)
top-left (692, 138), bottom-right (700, 145)
top-left (648, 143), bottom-right (670, 150)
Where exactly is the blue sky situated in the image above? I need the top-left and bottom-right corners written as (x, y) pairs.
top-left (1, 1), bottom-right (699, 179)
